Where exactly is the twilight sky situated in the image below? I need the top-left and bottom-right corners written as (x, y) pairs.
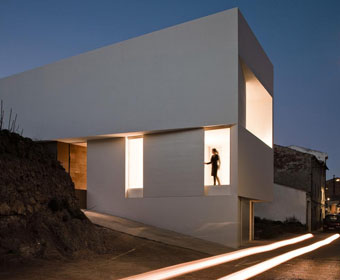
top-left (1, 0), bottom-right (339, 178)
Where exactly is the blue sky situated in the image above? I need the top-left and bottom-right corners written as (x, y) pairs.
top-left (1, 0), bottom-right (339, 178)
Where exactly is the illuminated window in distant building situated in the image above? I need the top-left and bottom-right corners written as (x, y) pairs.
top-left (204, 128), bottom-right (230, 186)
top-left (126, 137), bottom-right (143, 191)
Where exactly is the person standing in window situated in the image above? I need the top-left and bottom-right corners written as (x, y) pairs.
top-left (205, 148), bottom-right (221, 185)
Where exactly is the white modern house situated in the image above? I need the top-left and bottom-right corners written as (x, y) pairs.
top-left (0, 8), bottom-right (273, 248)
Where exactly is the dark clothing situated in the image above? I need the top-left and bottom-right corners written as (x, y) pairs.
top-left (208, 154), bottom-right (219, 177)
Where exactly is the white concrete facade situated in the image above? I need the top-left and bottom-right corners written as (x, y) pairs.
top-left (0, 8), bottom-right (273, 248)
top-left (255, 184), bottom-right (307, 224)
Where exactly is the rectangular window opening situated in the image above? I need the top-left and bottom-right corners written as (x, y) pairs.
top-left (125, 137), bottom-right (143, 197)
top-left (243, 63), bottom-right (273, 148)
top-left (204, 128), bottom-right (230, 186)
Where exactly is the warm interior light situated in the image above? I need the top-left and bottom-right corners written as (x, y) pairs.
top-left (126, 137), bottom-right (143, 189)
top-left (119, 234), bottom-right (313, 280)
top-left (336, 178), bottom-right (340, 182)
top-left (245, 76), bottom-right (273, 148)
top-left (204, 128), bottom-right (230, 186)
top-left (219, 234), bottom-right (340, 280)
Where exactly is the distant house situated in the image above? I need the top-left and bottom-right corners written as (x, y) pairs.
top-left (325, 176), bottom-right (340, 214)
top-left (0, 8), bottom-right (274, 248)
top-left (255, 145), bottom-right (327, 231)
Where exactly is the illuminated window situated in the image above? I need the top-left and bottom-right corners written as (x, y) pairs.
top-left (126, 137), bottom-right (143, 190)
top-left (204, 128), bottom-right (230, 186)
top-left (244, 65), bottom-right (273, 148)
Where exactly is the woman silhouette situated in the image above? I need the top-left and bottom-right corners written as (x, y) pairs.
top-left (205, 148), bottom-right (221, 185)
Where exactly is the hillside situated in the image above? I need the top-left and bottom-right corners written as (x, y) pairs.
top-left (0, 130), bottom-right (115, 264)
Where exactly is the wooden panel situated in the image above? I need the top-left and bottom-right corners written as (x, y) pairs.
top-left (57, 142), bottom-right (70, 172)
top-left (75, 189), bottom-right (87, 209)
top-left (70, 145), bottom-right (87, 190)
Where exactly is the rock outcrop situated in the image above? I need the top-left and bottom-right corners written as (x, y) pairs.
top-left (0, 130), bottom-right (113, 263)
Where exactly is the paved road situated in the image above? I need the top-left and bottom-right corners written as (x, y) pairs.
top-left (85, 211), bottom-right (340, 279)
top-left (174, 233), bottom-right (340, 280)
top-left (2, 232), bottom-right (338, 280)
top-left (252, 233), bottom-right (340, 280)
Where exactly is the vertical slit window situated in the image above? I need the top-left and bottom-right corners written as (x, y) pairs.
top-left (126, 137), bottom-right (143, 190)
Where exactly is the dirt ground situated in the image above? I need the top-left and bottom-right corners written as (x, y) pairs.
top-left (0, 228), bottom-right (208, 280)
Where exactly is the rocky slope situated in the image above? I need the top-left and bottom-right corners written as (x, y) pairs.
top-left (0, 130), bottom-right (114, 263)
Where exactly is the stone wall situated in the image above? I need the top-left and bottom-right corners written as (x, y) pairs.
top-left (274, 144), bottom-right (327, 230)
top-left (274, 145), bottom-right (312, 192)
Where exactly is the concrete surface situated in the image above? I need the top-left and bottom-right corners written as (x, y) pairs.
top-left (84, 210), bottom-right (233, 255)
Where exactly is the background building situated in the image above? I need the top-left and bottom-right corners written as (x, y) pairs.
top-left (255, 145), bottom-right (328, 231)
top-left (325, 176), bottom-right (340, 214)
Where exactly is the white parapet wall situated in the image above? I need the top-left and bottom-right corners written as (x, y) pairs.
top-left (237, 125), bottom-right (273, 202)
top-left (254, 183), bottom-right (307, 224)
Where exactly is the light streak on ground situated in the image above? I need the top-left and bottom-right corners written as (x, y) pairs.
top-left (120, 233), bottom-right (313, 280)
top-left (219, 233), bottom-right (340, 280)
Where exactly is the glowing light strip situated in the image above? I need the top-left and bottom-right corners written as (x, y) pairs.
top-left (219, 233), bottom-right (340, 280)
top-left (119, 234), bottom-right (313, 280)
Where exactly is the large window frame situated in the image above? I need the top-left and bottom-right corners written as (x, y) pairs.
top-left (204, 128), bottom-right (231, 186)
top-left (243, 63), bottom-right (273, 148)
